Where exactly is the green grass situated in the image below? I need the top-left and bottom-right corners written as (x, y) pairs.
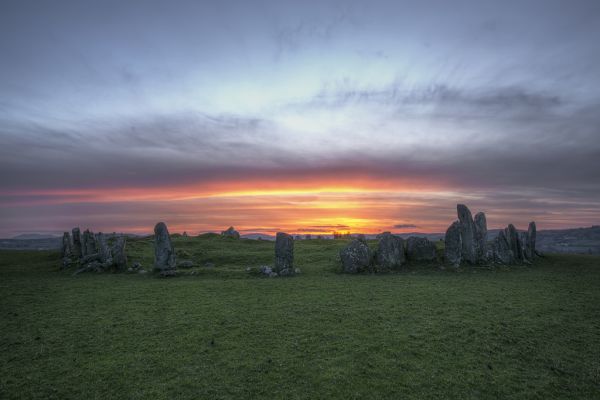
top-left (1, 236), bottom-right (599, 399)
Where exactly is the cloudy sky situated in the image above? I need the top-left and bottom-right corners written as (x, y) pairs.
top-left (1, 0), bottom-right (599, 237)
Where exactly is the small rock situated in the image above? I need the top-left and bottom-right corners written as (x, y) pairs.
top-left (259, 266), bottom-right (273, 275)
top-left (294, 268), bottom-right (301, 274)
top-left (177, 260), bottom-right (195, 269)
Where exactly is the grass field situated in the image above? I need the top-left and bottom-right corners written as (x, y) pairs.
top-left (1, 235), bottom-right (599, 399)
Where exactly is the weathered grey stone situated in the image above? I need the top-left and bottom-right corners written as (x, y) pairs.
top-left (259, 266), bottom-right (273, 275)
top-left (275, 232), bottom-right (294, 273)
top-left (73, 260), bottom-right (103, 275)
top-left (111, 236), bottom-right (127, 271)
top-left (72, 227), bottom-right (82, 258)
top-left (340, 239), bottom-right (371, 273)
top-left (457, 204), bottom-right (477, 263)
top-left (444, 221), bottom-right (462, 266)
top-left (406, 237), bottom-right (437, 262)
top-left (376, 232), bottom-right (406, 269)
top-left (81, 229), bottom-right (96, 257)
top-left (492, 229), bottom-right (511, 264)
top-left (474, 212), bottom-right (488, 262)
top-left (96, 233), bottom-right (112, 265)
top-left (221, 226), bottom-right (240, 239)
top-left (154, 222), bottom-right (176, 273)
top-left (506, 224), bottom-right (523, 263)
top-left (80, 252), bottom-right (102, 264)
top-left (61, 232), bottom-right (72, 258)
top-left (524, 221), bottom-right (537, 261)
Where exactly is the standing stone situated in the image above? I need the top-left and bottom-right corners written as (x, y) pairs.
top-left (112, 236), bottom-right (127, 271)
top-left (72, 227), bottom-right (82, 258)
top-left (444, 221), bottom-right (462, 267)
top-left (524, 221), bottom-right (537, 261)
top-left (457, 204), bottom-right (477, 263)
top-left (377, 232), bottom-right (406, 269)
top-left (81, 229), bottom-right (96, 257)
top-left (505, 224), bottom-right (523, 263)
top-left (96, 233), bottom-right (112, 265)
top-left (492, 229), bottom-right (514, 264)
top-left (61, 232), bottom-right (72, 258)
top-left (474, 212), bottom-right (488, 262)
top-left (340, 239), bottom-right (371, 273)
top-left (154, 222), bottom-right (176, 275)
top-left (221, 226), bottom-right (240, 239)
top-left (274, 232), bottom-right (294, 274)
top-left (406, 237), bottom-right (437, 262)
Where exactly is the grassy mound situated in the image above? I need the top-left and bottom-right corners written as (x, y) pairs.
top-left (1, 236), bottom-right (599, 399)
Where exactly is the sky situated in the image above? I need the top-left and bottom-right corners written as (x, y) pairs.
top-left (1, 0), bottom-right (599, 237)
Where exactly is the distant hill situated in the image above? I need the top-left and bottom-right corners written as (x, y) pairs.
top-left (11, 233), bottom-right (60, 240)
top-left (2, 226), bottom-right (599, 254)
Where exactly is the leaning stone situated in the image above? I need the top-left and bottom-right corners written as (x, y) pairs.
top-left (294, 268), bottom-right (301, 274)
top-left (444, 221), bottom-right (462, 267)
top-left (377, 232), bottom-right (406, 269)
top-left (406, 237), bottom-right (436, 262)
top-left (274, 232), bottom-right (294, 274)
top-left (340, 239), bottom-right (371, 273)
top-left (154, 222), bottom-right (176, 274)
top-left (457, 204), bottom-right (477, 263)
top-left (111, 236), bottom-right (127, 271)
top-left (221, 226), bottom-right (240, 239)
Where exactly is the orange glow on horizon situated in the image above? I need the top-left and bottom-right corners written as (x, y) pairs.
top-left (5, 176), bottom-right (585, 237)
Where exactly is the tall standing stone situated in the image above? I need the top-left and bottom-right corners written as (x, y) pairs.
top-left (505, 224), bottom-right (523, 263)
top-left (474, 212), bottom-right (488, 262)
top-left (72, 227), bottom-right (82, 258)
top-left (377, 232), bottom-right (406, 269)
top-left (274, 232), bottom-right (294, 274)
top-left (154, 222), bottom-right (176, 275)
top-left (340, 239), bottom-right (371, 273)
top-left (96, 233), bottom-right (112, 265)
top-left (81, 229), bottom-right (96, 257)
top-left (444, 221), bottom-right (462, 267)
top-left (493, 229), bottom-right (514, 264)
top-left (61, 232), bottom-right (72, 258)
top-left (112, 236), bottom-right (127, 271)
top-left (524, 221), bottom-right (536, 261)
top-left (457, 204), bottom-right (477, 263)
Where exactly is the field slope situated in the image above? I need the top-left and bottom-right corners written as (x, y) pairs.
top-left (1, 236), bottom-right (599, 399)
